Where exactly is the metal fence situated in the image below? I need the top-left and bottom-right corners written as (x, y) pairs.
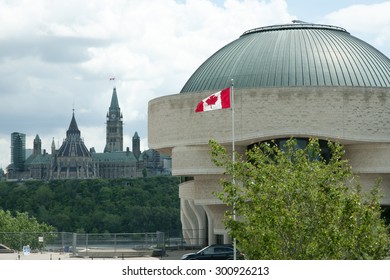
top-left (0, 230), bottom-right (208, 257)
top-left (165, 229), bottom-right (207, 250)
top-left (0, 231), bottom-right (165, 258)
top-left (0, 231), bottom-right (68, 252)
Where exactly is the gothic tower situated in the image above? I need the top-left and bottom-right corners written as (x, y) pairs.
top-left (132, 131), bottom-right (140, 159)
top-left (104, 87), bottom-right (123, 152)
top-left (33, 134), bottom-right (42, 156)
top-left (51, 138), bottom-right (56, 155)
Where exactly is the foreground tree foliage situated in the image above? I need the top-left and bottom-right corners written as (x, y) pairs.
top-left (0, 209), bottom-right (54, 250)
top-left (210, 138), bottom-right (390, 259)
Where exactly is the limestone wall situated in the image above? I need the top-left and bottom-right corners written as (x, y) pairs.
top-left (149, 87), bottom-right (390, 151)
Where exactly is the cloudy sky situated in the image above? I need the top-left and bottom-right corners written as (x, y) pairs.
top-left (1, 0), bottom-right (389, 170)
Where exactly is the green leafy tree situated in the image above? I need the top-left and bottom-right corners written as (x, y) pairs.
top-left (0, 177), bottom-right (180, 234)
top-left (210, 138), bottom-right (390, 259)
top-left (0, 209), bottom-right (55, 250)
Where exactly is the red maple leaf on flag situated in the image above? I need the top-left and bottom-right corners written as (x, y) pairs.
top-left (205, 94), bottom-right (218, 106)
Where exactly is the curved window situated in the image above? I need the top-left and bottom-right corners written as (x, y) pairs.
top-left (247, 138), bottom-right (331, 163)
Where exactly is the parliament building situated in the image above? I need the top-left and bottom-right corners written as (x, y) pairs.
top-left (7, 88), bottom-right (171, 180)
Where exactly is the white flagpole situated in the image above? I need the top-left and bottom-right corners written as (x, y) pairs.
top-left (231, 79), bottom-right (235, 162)
top-left (231, 79), bottom-right (237, 260)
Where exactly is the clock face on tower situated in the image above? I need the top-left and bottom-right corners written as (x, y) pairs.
top-left (111, 113), bottom-right (116, 119)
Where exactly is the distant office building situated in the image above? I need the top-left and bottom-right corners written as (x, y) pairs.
top-left (7, 132), bottom-right (26, 179)
top-left (11, 132), bottom-right (26, 171)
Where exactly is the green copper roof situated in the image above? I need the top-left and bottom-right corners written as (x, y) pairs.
top-left (110, 87), bottom-right (120, 109)
top-left (67, 112), bottom-right (80, 137)
top-left (58, 112), bottom-right (91, 158)
top-left (25, 153), bottom-right (51, 165)
top-left (180, 23), bottom-right (390, 93)
top-left (93, 151), bottom-right (137, 162)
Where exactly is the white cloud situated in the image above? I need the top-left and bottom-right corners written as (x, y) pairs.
top-left (0, 136), bottom-right (10, 170)
top-left (2, 0), bottom-right (389, 171)
top-left (323, 2), bottom-right (390, 56)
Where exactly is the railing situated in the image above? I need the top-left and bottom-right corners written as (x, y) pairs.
top-left (0, 231), bottom-right (165, 258)
top-left (165, 229), bottom-right (207, 250)
top-left (0, 230), bottom-right (208, 258)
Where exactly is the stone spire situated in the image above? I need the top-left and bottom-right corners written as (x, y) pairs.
top-left (33, 134), bottom-right (42, 156)
top-left (110, 87), bottom-right (120, 110)
top-left (51, 138), bottom-right (56, 155)
top-left (105, 87), bottom-right (123, 152)
top-left (132, 131), bottom-right (141, 159)
top-left (54, 110), bottom-right (94, 179)
top-left (66, 110), bottom-right (81, 138)
top-left (57, 110), bottom-right (90, 157)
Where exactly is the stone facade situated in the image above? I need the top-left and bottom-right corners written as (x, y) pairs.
top-left (149, 86), bottom-right (390, 245)
top-left (148, 23), bottom-right (390, 245)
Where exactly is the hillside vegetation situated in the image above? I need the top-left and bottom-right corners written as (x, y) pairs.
top-left (0, 177), bottom-right (181, 234)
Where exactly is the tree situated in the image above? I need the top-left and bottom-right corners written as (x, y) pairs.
top-left (0, 209), bottom-right (55, 250)
top-left (1, 177), bottom-right (181, 234)
top-left (210, 138), bottom-right (390, 259)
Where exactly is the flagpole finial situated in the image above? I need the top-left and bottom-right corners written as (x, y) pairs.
top-left (231, 79), bottom-right (234, 86)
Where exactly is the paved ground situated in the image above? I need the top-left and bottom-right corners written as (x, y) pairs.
top-left (0, 252), bottom-right (78, 260)
top-left (0, 249), bottom-right (192, 261)
top-left (160, 249), bottom-right (189, 260)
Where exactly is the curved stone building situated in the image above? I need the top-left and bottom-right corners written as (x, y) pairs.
top-left (148, 23), bottom-right (390, 245)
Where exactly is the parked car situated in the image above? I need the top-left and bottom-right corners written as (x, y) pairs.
top-left (181, 244), bottom-right (242, 260)
top-left (0, 244), bottom-right (14, 254)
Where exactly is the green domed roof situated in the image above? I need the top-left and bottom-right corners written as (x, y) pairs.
top-left (180, 23), bottom-right (390, 93)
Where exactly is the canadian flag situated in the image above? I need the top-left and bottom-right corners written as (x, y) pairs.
top-left (195, 87), bottom-right (231, 112)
